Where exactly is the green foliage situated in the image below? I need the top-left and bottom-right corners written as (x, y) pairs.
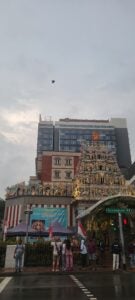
top-left (0, 240), bottom-right (81, 268)
top-left (0, 242), bottom-right (6, 267)
top-left (4, 237), bottom-right (17, 244)
top-left (0, 200), bottom-right (5, 232)
top-left (24, 242), bottom-right (53, 267)
top-left (24, 241), bottom-right (82, 267)
top-left (0, 199), bottom-right (5, 219)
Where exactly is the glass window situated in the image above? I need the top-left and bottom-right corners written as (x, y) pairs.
top-left (65, 159), bottom-right (72, 166)
top-left (54, 158), bottom-right (61, 165)
top-left (65, 171), bottom-right (72, 179)
top-left (54, 170), bottom-right (61, 179)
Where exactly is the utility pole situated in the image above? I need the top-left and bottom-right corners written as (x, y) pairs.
top-left (24, 209), bottom-right (33, 243)
top-left (118, 212), bottom-right (126, 270)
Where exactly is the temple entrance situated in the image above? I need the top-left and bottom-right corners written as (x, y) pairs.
top-left (81, 196), bottom-right (135, 241)
top-left (78, 195), bottom-right (135, 268)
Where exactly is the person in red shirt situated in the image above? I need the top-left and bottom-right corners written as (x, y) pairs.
top-left (87, 238), bottom-right (97, 270)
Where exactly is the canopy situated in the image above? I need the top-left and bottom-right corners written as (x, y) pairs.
top-left (50, 221), bottom-right (74, 236)
top-left (6, 221), bottom-right (74, 237)
top-left (7, 222), bottom-right (37, 236)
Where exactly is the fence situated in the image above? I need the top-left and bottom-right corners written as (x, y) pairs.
top-left (0, 241), bottom-right (81, 268)
top-left (24, 242), bottom-right (53, 266)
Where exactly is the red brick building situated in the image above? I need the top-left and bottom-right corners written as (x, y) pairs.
top-left (36, 151), bottom-right (80, 184)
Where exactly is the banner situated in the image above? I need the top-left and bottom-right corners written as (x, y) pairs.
top-left (30, 207), bottom-right (68, 230)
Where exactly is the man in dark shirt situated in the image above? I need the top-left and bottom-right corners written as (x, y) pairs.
top-left (111, 238), bottom-right (121, 271)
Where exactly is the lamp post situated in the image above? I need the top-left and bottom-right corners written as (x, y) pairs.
top-left (24, 209), bottom-right (33, 243)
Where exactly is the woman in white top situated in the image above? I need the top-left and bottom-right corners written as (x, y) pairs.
top-left (80, 239), bottom-right (88, 269)
top-left (51, 237), bottom-right (62, 272)
top-left (61, 239), bottom-right (66, 271)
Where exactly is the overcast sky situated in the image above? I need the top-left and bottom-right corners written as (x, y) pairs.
top-left (0, 0), bottom-right (135, 198)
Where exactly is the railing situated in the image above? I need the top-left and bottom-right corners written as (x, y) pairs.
top-left (1, 242), bottom-right (124, 269)
top-left (24, 242), bottom-right (53, 267)
top-left (0, 241), bottom-right (81, 268)
top-left (24, 242), bottom-right (81, 267)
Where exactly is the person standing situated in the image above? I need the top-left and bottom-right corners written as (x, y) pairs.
top-left (128, 239), bottom-right (135, 268)
top-left (65, 239), bottom-right (73, 271)
top-left (80, 239), bottom-right (88, 269)
top-left (51, 237), bottom-right (62, 272)
top-left (87, 238), bottom-right (97, 270)
top-left (61, 239), bottom-right (66, 271)
top-left (14, 239), bottom-right (25, 272)
top-left (98, 239), bottom-right (105, 266)
top-left (111, 238), bottom-right (121, 271)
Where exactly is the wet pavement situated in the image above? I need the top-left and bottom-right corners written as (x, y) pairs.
top-left (77, 272), bottom-right (135, 300)
top-left (0, 264), bottom-right (113, 276)
top-left (0, 272), bottom-right (135, 300)
top-left (0, 274), bottom-right (90, 300)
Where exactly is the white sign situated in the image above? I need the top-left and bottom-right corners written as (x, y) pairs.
top-left (5, 245), bottom-right (24, 269)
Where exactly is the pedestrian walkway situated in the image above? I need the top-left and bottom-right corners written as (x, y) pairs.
top-left (0, 265), bottom-right (108, 275)
top-left (0, 264), bottom-right (134, 276)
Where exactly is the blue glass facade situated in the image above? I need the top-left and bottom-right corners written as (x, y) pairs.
top-left (59, 127), bottom-right (116, 153)
top-left (37, 118), bottom-right (131, 171)
top-left (37, 123), bottom-right (54, 153)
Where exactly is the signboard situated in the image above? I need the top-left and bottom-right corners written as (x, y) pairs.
top-left (30, 207), bottom-right (68, 230)
top-left (106, 208), bottom-right (132, 214)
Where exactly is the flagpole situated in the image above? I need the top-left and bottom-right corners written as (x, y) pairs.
top-left (48, 225), bottom-right (53, 240)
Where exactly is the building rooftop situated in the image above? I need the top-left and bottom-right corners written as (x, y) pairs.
top-left (59, 118), bottom-right (109, 123)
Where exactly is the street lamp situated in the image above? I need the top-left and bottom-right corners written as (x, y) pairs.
top-left (24, 209), bottom-right (33, 243)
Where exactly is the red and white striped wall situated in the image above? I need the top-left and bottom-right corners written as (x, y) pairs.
top-left (4, 205), bottom-right (22, 228)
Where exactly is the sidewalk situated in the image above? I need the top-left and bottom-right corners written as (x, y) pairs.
top-left (1, 264), bottom-right (134, 276)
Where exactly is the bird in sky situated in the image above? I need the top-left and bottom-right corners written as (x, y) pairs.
top-left (51, 80), bottom-right (55, 84)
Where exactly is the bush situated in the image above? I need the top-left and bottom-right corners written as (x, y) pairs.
top-left (0, 242), bottom-right (6, 267)
top-left (0, 240), bottom-right (81, 268)
top-left (24, 241), bottom-right (53, 267)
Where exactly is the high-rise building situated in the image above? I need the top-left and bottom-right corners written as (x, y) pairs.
top-left (37, 117), bottom-right (131, 175)
top-left (4, 116), bottom-right (134, 231)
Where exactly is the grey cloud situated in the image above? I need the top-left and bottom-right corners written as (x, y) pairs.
top-left (0, 0), bottom-right (135, 197)
top-left (0, 132), bottom-right (35, 197)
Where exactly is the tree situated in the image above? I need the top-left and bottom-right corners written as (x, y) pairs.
top-left (0, 199), bottom-right (5, 234)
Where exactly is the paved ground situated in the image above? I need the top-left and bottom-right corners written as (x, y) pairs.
top-left (0, 264), bottom-right (108, 275)
top-left (1, 272), bottom-right (135, 300)
top-left (0, 264), bottom-right (135, 276)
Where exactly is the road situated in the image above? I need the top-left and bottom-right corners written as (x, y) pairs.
top-left (0, 272), bottom-right (135, 300)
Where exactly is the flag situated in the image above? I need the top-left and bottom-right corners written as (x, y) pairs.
top-left (77, 221), bottom-right (86, 239)
top-left (3, 220), bottom-right (8, 234)
top-left (4, 225), bottom-right (7, 234)
top-left (48, 225), bottom-right (53, 239)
